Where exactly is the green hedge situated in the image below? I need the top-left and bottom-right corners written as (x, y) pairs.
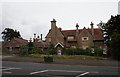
top-left (61, 47), bottom-right (103, 57)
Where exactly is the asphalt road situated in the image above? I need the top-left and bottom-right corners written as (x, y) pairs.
top-left (1, 61), bottom-right (119, 77)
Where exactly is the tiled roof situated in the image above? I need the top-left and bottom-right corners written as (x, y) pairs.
top-left (13, 37), bottom-right (28, 43)
top-left (61, 28), bottom-right (104, 40)
top-left (33, 42), bottom-right (49, 48)
top-left (4, 37), bottom-right (28, 47)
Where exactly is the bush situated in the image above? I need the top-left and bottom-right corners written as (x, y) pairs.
top-left (19, 44), bottom-right (28, 55)
top-left (47, 49), bottom-right (57, 55)
top-left (45, 43), bottom-right (57, 55)
top-left (85, 48), bottom-right (90, 55)
top-left (90, 46), bottom-right (103, 57)
top-left (29, 47), bottom-right (43, 54)
top-left (62, 48), bottom-right (85, 55)
top-left (61, 47), bottom-right (103, 57)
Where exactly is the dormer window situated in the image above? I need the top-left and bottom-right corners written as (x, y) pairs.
top-left (67, 36), bottom-right (74, 40)
top-left (82, 37), bottom-right (88, 41)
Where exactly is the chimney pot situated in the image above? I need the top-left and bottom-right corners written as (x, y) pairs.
top-left (41, 34), bottom-right (42, 40)
top-left (34, 33), bottom-right (36, 38)
top-left (90, 22), bottom-right (94, 25)
top-left (76, 23), bottom-right (79, 27)
top-left (53, 18), bottom-right (56, 21)
top-left (37, 36), bottom-right (39, 38)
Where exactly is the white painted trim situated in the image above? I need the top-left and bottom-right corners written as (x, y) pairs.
top-left (55, 42), bottom-right (64, 48)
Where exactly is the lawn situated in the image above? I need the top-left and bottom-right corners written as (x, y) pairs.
top-left (20, 54), bottom-right (104, 60)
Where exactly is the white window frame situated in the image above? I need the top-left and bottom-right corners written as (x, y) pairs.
top-left (82, 37), bottom-right (88, 41)
top-left (67, 36), bottom-right (74, 40)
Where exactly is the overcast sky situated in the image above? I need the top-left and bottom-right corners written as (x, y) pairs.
top-left (0, 0), bottom-right (119, 41)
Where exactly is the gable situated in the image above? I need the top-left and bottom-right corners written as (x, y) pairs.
top-left (78, 28), bottom-right (92, 37)
top-left (56, 27), bottom-right (64, 38)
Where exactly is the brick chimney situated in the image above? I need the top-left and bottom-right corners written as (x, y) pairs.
top-left (51, 18), bottom-right (56, 29)
top-left (90, 22), bottom-right (94, 36)
top-left (33, 34), bottom-right (40, 42)
top-left (76, 23), bottom-right (79, 36)
top-left (51, 19), bottom-right (57, 44)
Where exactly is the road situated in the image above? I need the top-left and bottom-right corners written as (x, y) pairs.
top-left (1, 61), bottom-right (119, 77)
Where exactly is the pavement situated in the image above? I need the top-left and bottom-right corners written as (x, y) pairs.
top-left (2, 55), bottom-right (120, 67)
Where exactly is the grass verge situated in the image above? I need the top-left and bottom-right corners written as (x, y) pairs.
top-left (20, 54), bottom-right (104, 60)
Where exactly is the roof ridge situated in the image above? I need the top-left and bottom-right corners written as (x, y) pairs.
top-left (13, 37), bottom-right (28, 42)
top-left (62, 28), bottom-right (101, 31)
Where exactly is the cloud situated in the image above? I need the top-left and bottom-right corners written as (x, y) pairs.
top-left (1, 2), bottom-right (117, 41)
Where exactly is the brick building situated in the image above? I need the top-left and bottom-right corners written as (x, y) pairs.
top-left (45, 19), bottom-right (104, 50)
top-left (2, 37), bottom-right (28, 54)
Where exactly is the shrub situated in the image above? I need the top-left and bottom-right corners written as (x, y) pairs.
top-left (45, 43), bottom-right (57, 55)
top-left (47, 49), bottom-right (57, 55)
top-left (62, 48), bottom-right (85, 55)
top-left (90, 46), bottom-right (103, 57)
top-left (85, 48), bottom-right (90, 55)
top-left (29, 47), bottom-right (43, 54)
top-left (19, 44), bottom-right (28, 55)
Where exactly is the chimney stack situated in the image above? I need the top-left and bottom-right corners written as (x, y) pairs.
top-left (76, 23), bottom-right (79, 36)
top-left (41, 34), bottom-right (42, 40)
top-left (90, 22), bottom-right (94, 36)
top-left (51, 18), bottom-right (56, 29)
top-left (51, 19), bottom-right (57, 44)
top-left (34, 33), bottom-right (36, 38)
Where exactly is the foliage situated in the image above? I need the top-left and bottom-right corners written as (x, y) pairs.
top-left (19, 44), bottom-right (28, 55)
top-left (90, 46), bottom-right (103, 57)
top-left (62, 48), bottom-right (88, 55)
top-left (109, 33), bottom-right (120, 60)
top-left (61, 46), bottom-right (103, 57)
top-left (97, 15), bottom-right (120, 46)
top-left (28, 40), bottom-right (33, 52)
top-left (29, 47), bottom-right (43, 54)
top-left (97, 15), bottom-right (120, 60)
top-left (1, 28), bottom-right (22, 41)
top-left (46, 43), bottom-right (57, 55)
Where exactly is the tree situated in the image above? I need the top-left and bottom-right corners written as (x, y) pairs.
top-left (97, 15), bottom-right (120, 60)
top-left (97, 15), bottom-right (120, 46)
top-left (1, 28), bottom-right (22, 41)
top-left (109, 33), bottom-right (120, 60)
top-left (28, 39), bottom-right (33, 52)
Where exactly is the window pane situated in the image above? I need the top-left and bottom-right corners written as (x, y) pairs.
top-left (67, 36), bottom-right (74, 40)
